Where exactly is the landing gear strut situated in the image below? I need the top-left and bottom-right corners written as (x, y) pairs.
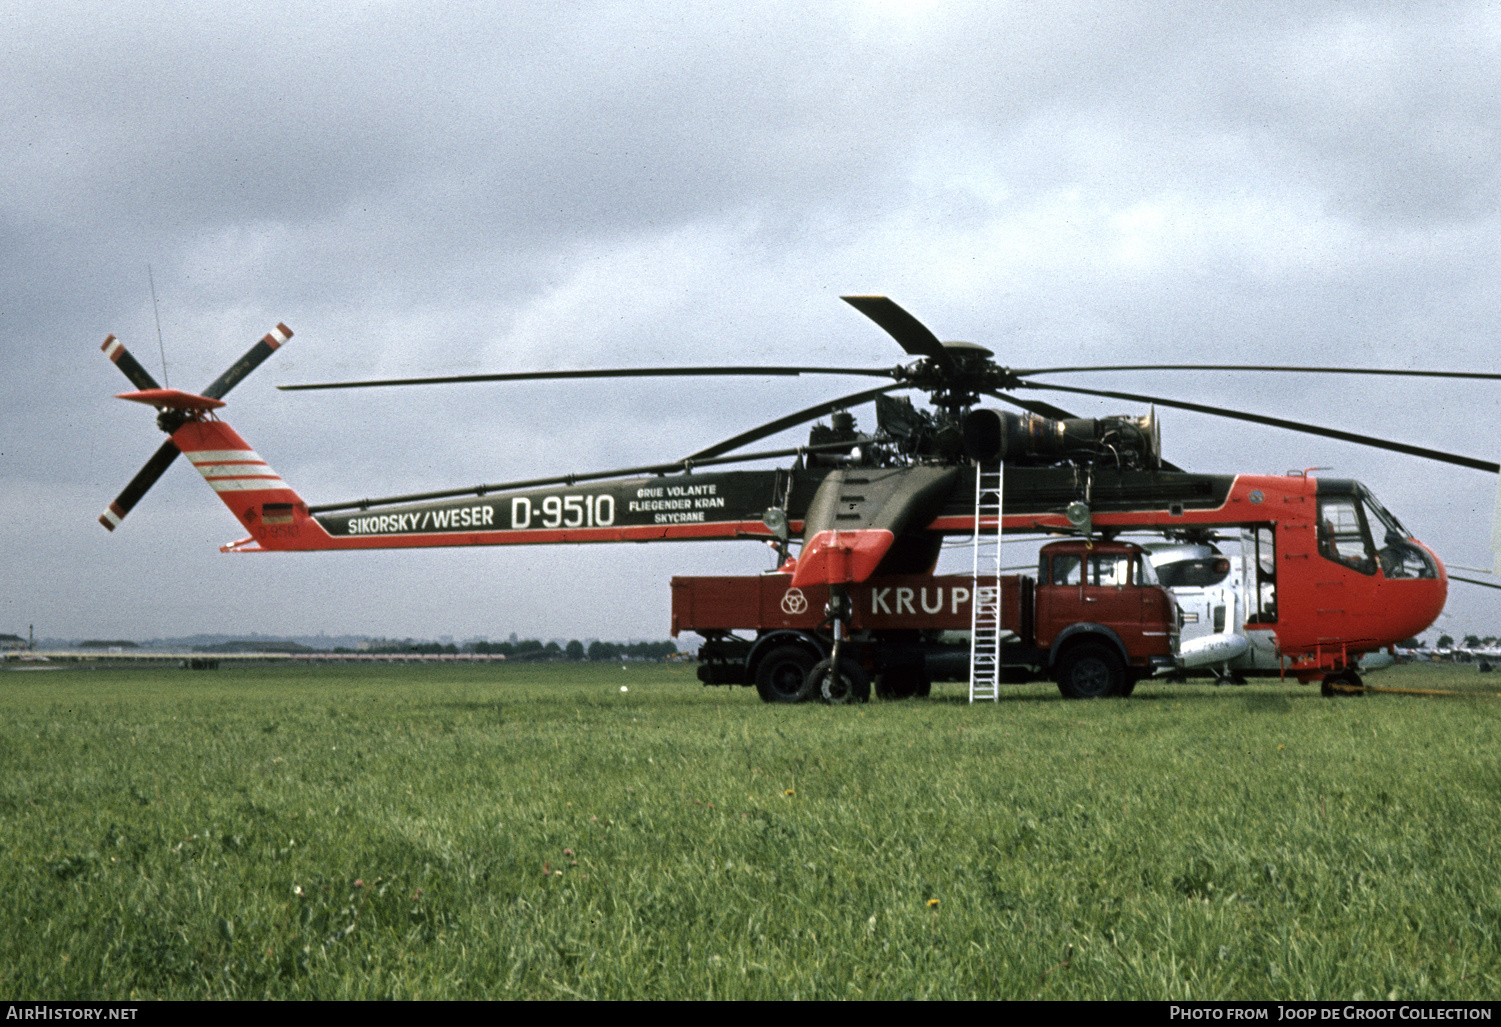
top-left (808, 586), bottom-right (869, 703)
top-left (1321, 668), bottom-right (1365, 697)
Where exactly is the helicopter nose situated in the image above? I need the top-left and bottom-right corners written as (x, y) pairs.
top-left (1383, 540), bottom-right (1448, 641)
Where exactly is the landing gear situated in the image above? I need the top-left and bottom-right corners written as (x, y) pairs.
top-left (807, 657), bottom-right (870, 704)
top-left (1321, 669), bottom-right (1365, 697)
top-left (807, 585), bottom-right (869, 703)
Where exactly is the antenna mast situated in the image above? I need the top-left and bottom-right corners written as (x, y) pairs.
top-left (147, 264), bottom-right (168, 387)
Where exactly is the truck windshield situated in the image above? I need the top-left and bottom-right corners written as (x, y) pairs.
top-left (1047, 553), bottom-right (1083, 585)
top-left (1045, 549), bottom-right (1153, 586)
top-left (1137, 555), bottom-right (1160, 587)
top-left (1091, 554), bottom-right (1134, 586)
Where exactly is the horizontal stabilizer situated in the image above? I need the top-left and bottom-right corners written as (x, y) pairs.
top-left (115, 388), bottom-right (225, 411)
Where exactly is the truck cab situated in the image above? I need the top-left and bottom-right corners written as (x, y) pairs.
top-left (1033, 539), bottom-right (1180, 697)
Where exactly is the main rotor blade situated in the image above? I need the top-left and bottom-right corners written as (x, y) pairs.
top-left (1018, 363), bottom-right (1501, 382)
top-left (98, 439), bottom-right (180, 531)
top-left (202, 323), bottom-right (293, 401)
top-left (983, 389), bottom-right (1080, 421)
top-left (306, 436), bottom-right (884, 515)
top-left (1450, 574), bottom-right (1501, 591)
top-left (1024, 381), bottom-right (1501, 474)
top-left (278, 365), bottom-right (895, 391)
top-left (100, 335), bottom-right (162, 392)
top-left (684, 384), bottom-right (910, 462)
top-left (841, 296), bottom-right (955, 371)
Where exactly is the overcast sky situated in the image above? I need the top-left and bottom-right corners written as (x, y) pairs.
top-left (4, 1), bottom-right (1501, 645)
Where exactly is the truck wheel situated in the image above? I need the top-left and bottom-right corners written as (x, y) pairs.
top-left (755, 646), bottom-right (818, 703)
top-left (875, 666), bottom-right (929, 700)
top-left (1055, 642), bottom-right (1126, 698)
top-left (807, 657), bottom-right (870, 704)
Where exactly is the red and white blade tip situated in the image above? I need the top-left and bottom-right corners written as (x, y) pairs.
top-left (98, 502), bottom-right (124, 532)
top-left (101, 334), bottom-right (123, 361)
top-left (264, 324), bottom-right (293, 349)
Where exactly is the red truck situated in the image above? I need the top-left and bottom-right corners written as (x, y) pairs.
top-left (673, 538), bottom-right (1180, 702)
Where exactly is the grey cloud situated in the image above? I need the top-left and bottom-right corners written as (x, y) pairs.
top-left (6, 1), bottom-right (1501, 641)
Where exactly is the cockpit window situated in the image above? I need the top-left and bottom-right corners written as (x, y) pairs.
top-left (1319, 488), bottom-right (1437, 579)
top-left (1360, 486), bottom-right (1437, 578)
top-left (1360, 486), bottom-right (1410, 540)
top-left (1318, 495), bottom-right (1376, 575)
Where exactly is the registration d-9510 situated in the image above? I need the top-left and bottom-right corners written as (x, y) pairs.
top-left (510, 494), bottom-right (616, 529)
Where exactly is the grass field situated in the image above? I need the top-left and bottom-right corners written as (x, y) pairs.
top-left (2, 660), bottom-right (1499, 1000)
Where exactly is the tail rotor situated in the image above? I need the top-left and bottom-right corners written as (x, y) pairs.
top-left (97, 324), bottom-right (293, 531)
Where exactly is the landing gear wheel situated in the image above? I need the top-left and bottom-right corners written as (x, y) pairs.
top-left (807, 657), bottom-right (870, 705)
top-left (1321, 669), bottom-right (1364, 698)
top-left (755, 645), bottom-right (818, 704)
top-left (1055, 642), bottom-right (1126, 699)
top-left (875, 666), bottom-right (930, 700)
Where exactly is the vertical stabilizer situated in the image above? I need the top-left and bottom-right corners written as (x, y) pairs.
top-left (171, 420), bottom-right (324, 550)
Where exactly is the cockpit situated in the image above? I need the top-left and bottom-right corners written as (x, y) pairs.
top-left (1316, 480), bottom-right (1438, 579)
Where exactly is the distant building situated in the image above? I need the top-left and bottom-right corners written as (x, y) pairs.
top-left (0, 634), bottom-right (26, 651)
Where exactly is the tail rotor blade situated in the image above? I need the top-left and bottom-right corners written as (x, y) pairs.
top-left (100, 335), bottom-right (162, 392)
top-left (98, 439), bottom-right (180, 531)
top-left (202, 323), bottom-right (293, 401)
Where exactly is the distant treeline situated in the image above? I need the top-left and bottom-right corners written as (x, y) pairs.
top-left (349, 638), bottom-right (679, 661)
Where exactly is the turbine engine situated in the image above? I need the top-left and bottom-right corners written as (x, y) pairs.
top-left (961, 407), bottom-right (1162, 470)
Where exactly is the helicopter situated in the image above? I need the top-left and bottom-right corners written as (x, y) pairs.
top-left (95, 296), bottom-right (1501, 696)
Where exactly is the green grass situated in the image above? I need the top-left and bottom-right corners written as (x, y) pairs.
top-left (2, 660), bottom-right (1499, 999)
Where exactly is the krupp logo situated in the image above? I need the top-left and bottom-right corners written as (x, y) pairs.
top-left (781, 588), bottom-right (809, 615)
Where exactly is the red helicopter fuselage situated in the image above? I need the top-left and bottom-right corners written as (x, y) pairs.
top-left (170, 418), bottom-right (1445, 681)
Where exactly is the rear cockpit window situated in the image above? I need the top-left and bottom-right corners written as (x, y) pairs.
top-left (1318, 496), bottom-right (1376, 575)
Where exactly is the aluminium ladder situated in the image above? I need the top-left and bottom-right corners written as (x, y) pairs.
top-left (969, 461), bottom-right (1003, 702)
